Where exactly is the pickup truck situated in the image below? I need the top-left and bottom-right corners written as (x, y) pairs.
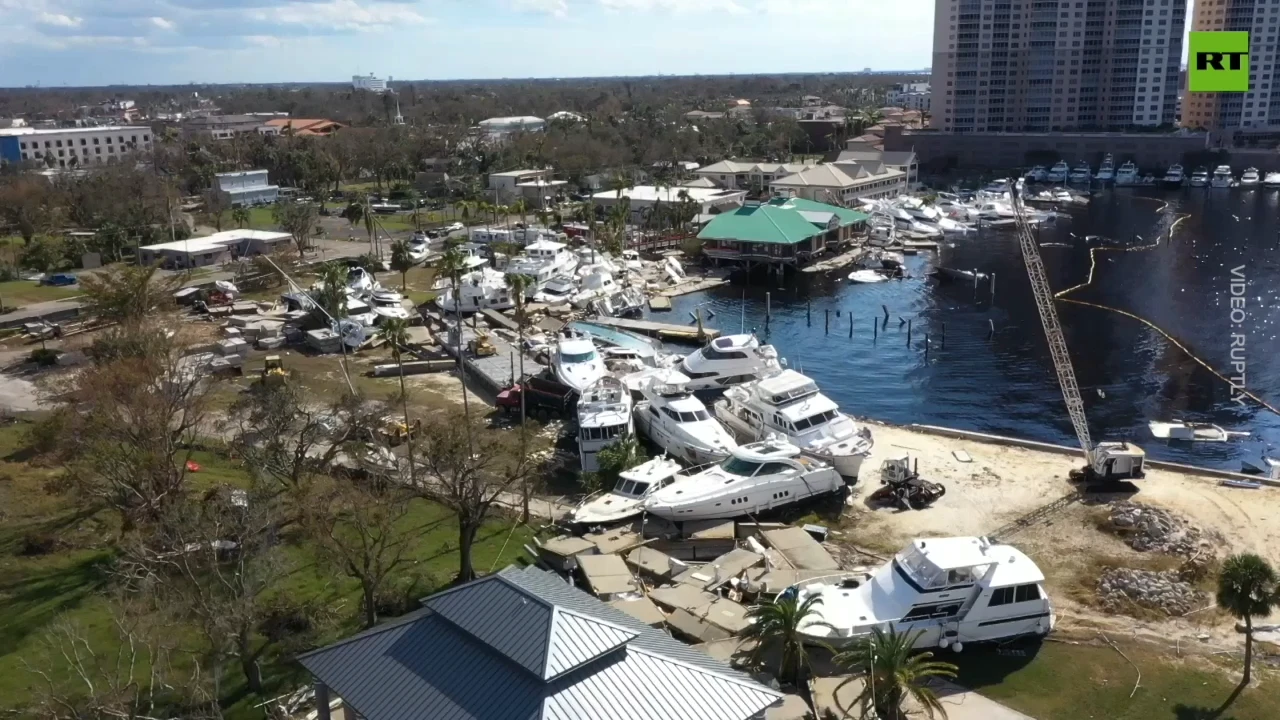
top-left (496, 374), bottom-right (575, 421)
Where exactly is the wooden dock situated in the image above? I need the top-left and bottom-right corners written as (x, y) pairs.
top-left (902, 240), bottom-right (939, 252)
top-left (657, 277), bottom-right (728, 297)
top-left (800, 247), bottom-right (862, 274)
top-left (440, 328), bottom-right (538, 399)
top-left (587, 317), bottom-right (719, 343)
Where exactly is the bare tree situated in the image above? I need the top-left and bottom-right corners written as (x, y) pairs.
top-left (23, 599), bottom-right (220, 720)
top-left (411, 409), bottom-right (540, 582)
top-left (78, 264), bottom-right (182, 324)
top-left (0, 175), bottom-right (60, 243)
top-left (271, 201), bottom-right (318, 256)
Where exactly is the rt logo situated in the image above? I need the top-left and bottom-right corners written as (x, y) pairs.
top-left (1189, 31), bottom-right (1250, 92)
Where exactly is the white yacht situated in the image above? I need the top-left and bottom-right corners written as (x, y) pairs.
top-left (435, 267), bottom-right (514, 312)
top-left (715, 369), bottom-right (873, 479)
top-left (1067, 161), bottom-right (1092, 184)
top-left (1211, 165), bottom-right (1234, 188)
top-left (1024, 166), bottom-right (1048, 183)
top-left (793, 537), bottom-right (1055, 652)
top-left (369, 288), bottom-right (412, 322)
top-left (346, 266), bottom-right (377, 296)
top-left (570, 457), bottom-right (685, 526)
top-left (533, 274), bottom-right (578, 305)
top-left (344, 297), bottom-right (378, 327)
top-left (1188, 166), bottom-right (1210, 187)
top-left (619, 249), bottom-right (645, 272)
top-left (643, 439), bottom-right (843, 521)
top-left (577, 376), bottom-right (633, 473)
top-left (1265, 171), bottom-right (1280, 188)
top-left (1093, 154), bottom-right (1115, 183)
top-left (1240, 167), bottom-right (1261, 187)
top-left (634, 369), bottom-right (738, 466)
top-left (1162, 164), bottom-right (1186, 188)
top-left (551, 329), bottom-right (607, 394)
top-left (504, 239), bottom-right (579, 295)
top-left (1113, 161), bottom-right (1139, 186)
top-left (1045, 161), bottom-right (1070, 183)
top-left (680, 334), bottom-right (783, 393)
top-left (453, 243), bottom-right (489, 272)
top-left (571, 269), bottom-right (619, 308)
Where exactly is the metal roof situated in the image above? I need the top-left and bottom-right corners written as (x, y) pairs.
top-left (299, 566), bottom-right (781, 720)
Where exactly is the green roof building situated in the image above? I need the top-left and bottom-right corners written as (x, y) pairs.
top-left (696, 197), bottom-right (868, 268)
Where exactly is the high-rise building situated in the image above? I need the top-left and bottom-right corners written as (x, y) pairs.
top-left (931, 0), bottom-right (1185, 132)
top-left (352, 74), bottom-right (389, 93)
top-left (1182, 0), bottom-right (1279, 131)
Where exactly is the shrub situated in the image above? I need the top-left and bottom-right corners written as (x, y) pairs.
top-left (29, 348), bottom-right (60, 366)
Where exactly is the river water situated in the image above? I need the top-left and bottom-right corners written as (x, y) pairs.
top-left (649, 188), bottom-right (1280, 470)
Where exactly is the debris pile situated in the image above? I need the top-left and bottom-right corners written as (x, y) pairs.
top-left (1096, 567), bottom-right (1204, 616)
top-left (1106, 501), bottom-right (1216, 556)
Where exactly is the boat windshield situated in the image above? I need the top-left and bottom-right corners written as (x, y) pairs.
top-left (663, 407), bottom-right (711, 423)
top-left (561, 350), bottom-right (597, 364)
top-left (613, 478), bottom-right (650, 497)
top-left (792, 409), bottom-right (838, 431)
top-left (720, 457), bottom-right (761, 476)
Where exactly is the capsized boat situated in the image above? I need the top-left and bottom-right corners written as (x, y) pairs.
top-left (634, 368), bottom-right (738, 466)
top-left (643, 439), bottom-right (844, 521)
top-left (848, 269), bottom-right (888, 284)
top-left (679, 334), bottom-right (783, 393)
top-left (577, 376), bottom-right (633, 473)
top-left (1148, 421), bottom-right (1249, 442)
top-left (793, 536), bottom-right (1055, 651)
top-left (570, 456), bottom-right (685, 526)
top-left (551, 328), bottom-right (607, 394)
top-left (714, 369), bottom-right (873, 478)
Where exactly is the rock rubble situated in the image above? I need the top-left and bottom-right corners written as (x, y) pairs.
top-left (1096, 567), bottom-right (1204, 616)
top-left (1106, 501), bottom-right (1217, 557)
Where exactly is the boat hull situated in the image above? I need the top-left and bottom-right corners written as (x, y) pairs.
top-left (801, 611), bottom-right (1055, 651)
top-left (715, 406), bottom-right (870, 481)
top-left (634, 404), bottom-right (732, 466)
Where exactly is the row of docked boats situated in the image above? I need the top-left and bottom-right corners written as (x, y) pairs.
top-left (1027, 156), bottom-right (1280, 189)
top-left (568, 331), bottom-right (874, 524)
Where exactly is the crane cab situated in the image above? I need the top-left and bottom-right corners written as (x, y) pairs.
top-left (1073, 442), bottom-right (1145, 483)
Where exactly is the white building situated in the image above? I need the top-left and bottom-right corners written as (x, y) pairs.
top-left (886, 83), bottom-right (931, 113)
top-left (138, 229), bottom-right (292, 269)
top-left (693, 160), bottom-right (820, 191)
top-left (0, 125), bottom-right (153, 168)
top-left (352, 74), bottom-right (388, 93)
top-left (477, 116), bottom-right (545, 140)
top-left (216, 170), bottom-right (279, 207)
top-left (590, 184), bottom-right (747, 225)
top-left (488, 168), bottom-right (567, 206)
top-left (769, 161), bottom-right (907, 204)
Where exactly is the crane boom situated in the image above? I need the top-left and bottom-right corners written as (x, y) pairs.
top-left (1010, 187), bottom-right (1095, 463)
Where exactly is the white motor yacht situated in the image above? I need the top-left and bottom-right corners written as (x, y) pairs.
top-left (1240, 167), bottom-right (1261, 187)
top-left (715, 369), bottom-right (873, 479)
top-left (533, 274), bottom-right (578, 305)
top-left (344, 297), bottom-right (378, 327)
top-left (1211, 165), bottom-right (1234, 188)
top-left (435, 267), bottom-right (514, 312)
top-left (1265, 171), bottom-right (1280, 188)
top-left (1162, 164), bottom-right (1186, 187)
top-left (577, 376), bottom-right (633, 473)
top-left (980, 178), bottom-right (1011, 193)
top-left (1045, 161), bottom-right (1070, 183)
top-left (679, 334), bottom-right (783, 393)
top-left (505, 239), bottom-right (579, 295)
top-left (619, 249), bottom-right (645, 272)
top-left (369, 288), bottom-right (412, 322)
top-left (571, 269), bottom-right (619, 308)
top-left (643, 439), bottom-right (843, 521)
top-left (591, 287), bottom-right (646, 318)
top-left (1024, 166), bottom-right (1048, 182)
top-left (570, 457), bottom-right (684, 526)
top-left (793, 536), bottom-right (1055, 651)
top-left (551, 329), bottom-right (607, 394)
top-left (346, 266), bottom-right (377, 297)
top-left (634, 369), bottom-right (738, 466)
top-left (1094, 154), bottom-right (1115, 183)
top-left (1067, 161), bottom-right (1092, 184)
top-left (1188, 167), bottom-right (1210, 187)
top-left (1113, 161), bottom-right (1139, 186)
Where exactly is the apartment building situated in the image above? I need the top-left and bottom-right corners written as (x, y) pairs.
top-left (0, 125), bottom-right (153, 168)
top-left (887, 82), bottom-right (933, 111)
top-left (1182, 0), bottom-right (1280, 131)
top-left (931, 0), bottom-right (1185, 132)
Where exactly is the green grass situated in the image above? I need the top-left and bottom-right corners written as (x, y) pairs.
top-left (215, 207), bottom-right (278, 231)
top-left (955, 640), bottom-right (1279, 720)
top-left (0, 421), bottom-right (536, 718)
top-left (0, 279), bottom-right (81, 309)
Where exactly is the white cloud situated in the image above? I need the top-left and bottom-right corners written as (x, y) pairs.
top-left (512, 0), bottom-right (568, 18)
top-left (249, 0), bottom-right (430, 32)
top-left (38, 11), bottom-right (82, 27)
top-left (149, 16), bottom-right (175, 30)
top-left (597, 0), bottom-right (745, 12)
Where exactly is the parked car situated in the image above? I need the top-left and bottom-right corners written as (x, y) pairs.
top-left (446, 222), bottom-right (465, 232)
top-left (41, 273), bottom-right (77, 287)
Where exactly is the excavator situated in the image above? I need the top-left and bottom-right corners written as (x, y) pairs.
top-left (1010, 182), bottom-right (1145, 484)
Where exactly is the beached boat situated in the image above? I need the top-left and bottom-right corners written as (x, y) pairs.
top-left (570, 457), bottom-right (685, 526)
top-left (634, 369), bottom-right (738, 466)
top-left (714, 369), bottom-right (873, 479)
top-left (643, 439), bottom-right (844, 521)
top-left (679, 334), bottom-right (783, 393)
top-left (504, 239), bottom-right (579, 295)
top-left (577, 376), bottom-right (633, 473)
top-left (551, 328), bottom-right (607, 394)
top-left (793, 536), bottom-right (1055, 651)
top-left (435, 268), bottom-right (514, 312)
top-left (369, 288), bottom-right (412, 322)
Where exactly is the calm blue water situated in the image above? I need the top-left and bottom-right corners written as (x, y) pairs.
top-left (649, 188), bottom-right (1280, 470)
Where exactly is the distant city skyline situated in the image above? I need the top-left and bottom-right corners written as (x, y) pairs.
top-left (1, 0), bottom-right (939, 87)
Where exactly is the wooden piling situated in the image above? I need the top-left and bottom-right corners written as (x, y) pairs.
top-left (807, 299), bottom-right (812, 327)
top-left (849, 313), bottom-right (853, 338)
top-left (881, 304), bottom-right (890, 319)
top-left (766, 292), bottom-right (771, 329)
top-left (873, 319), bottom-right (878, 342)
top-left (941, 322), bottom-right (946, 350)
top-left (990, 272), bottom-right (996, 301)
top-left (925, 334), bottom-right (930, 358)
top-left (824, 308), bottom-right (829, 334)
top-left (907, 319), bottom-right (912, 345)
top-left (988, 318), bottom-right (995, 339)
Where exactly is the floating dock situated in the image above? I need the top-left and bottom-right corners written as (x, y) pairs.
top-left (801, 247), bottom-right (862, 274)
top-left (657, 277), bottom-right (728, 297)
top-left (586, 317), bottom-right (720, 342)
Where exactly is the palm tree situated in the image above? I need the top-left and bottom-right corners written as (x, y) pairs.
top-left (738, 594), bottom-right (827, 686)
top-left (437, 247), bottom-right (473, 431)
top-left (510, 198), bottom-right (529, 232)
top-left (505, 272), bottom-right (534, 523)
top-left (232, 206), bottom-right (251, 229)
top-left (832, 627), bottom-right (958, 720)
top-left (389, 238), bottom-right (414, 290)
top-left (1217, 553), bottom-right (1278, 691)
top-left (381, 317), bottom-right (416, 482)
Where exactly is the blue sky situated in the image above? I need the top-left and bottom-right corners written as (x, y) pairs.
top-left (1, 0), bottom-right (936, 87)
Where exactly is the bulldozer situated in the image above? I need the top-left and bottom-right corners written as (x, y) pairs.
top-left (468, 331), bottom-right (497, 358)
top-left (375, 416), bottom-right (422, 447)
top-left (869, 453), bottom-right (946, 511)
top-left (257, 355), bottom-right (294, 389)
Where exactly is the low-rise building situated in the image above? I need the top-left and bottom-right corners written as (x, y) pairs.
top-left (352, 74), bottom-right (389, 93)
top-left (697, 197), bottom-right (868, 269)
top-left (261, 118), bottom-right (344, 137)
top-left (693, 160), bottom-right (819, 192)
top-left (488, 168), bottom-right (566, 206)
top-left (837, 140), bottom-right (919, 189)
top-left (183, 114), bottom-right (270, 140)
top-left (590, 184), bottom-right (747, 225)
top-left (769, 161), bottom-right (907, 203)
top-left (138, 229), bottom-right (292, 269)
top-left (298, 565), bottom-right (781, 720)
top-left (887, 83), bottom-right (931, 112)
top-left (0, 125), bottom-right (153, 168)
top-left (216, 170), bottom-right (279, 207)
